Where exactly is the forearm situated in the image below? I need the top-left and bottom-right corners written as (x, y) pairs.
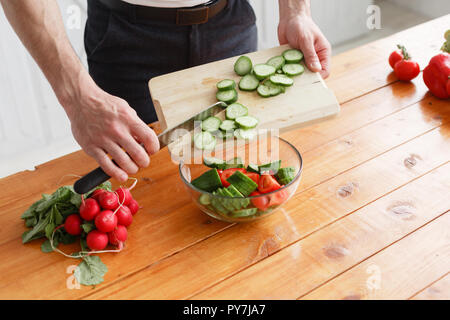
top-left (0, 0), bottom-right (96, 116)
top-left (279, 0), bottom-right (311, 19)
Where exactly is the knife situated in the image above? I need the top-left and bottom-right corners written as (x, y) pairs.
top-left (73, 101), bottom-right (226, 194)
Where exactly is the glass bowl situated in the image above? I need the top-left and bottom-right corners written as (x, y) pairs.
top-left (178, 134), bottom-right (303, 223)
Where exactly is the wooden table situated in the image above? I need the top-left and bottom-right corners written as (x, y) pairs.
top-left (1, 16), bottom-right (449, 300)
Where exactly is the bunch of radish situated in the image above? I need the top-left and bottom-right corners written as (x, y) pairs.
top-left (64, 186), bottom-right (140, 251)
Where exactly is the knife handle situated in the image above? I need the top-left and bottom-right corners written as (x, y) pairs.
top-left (74, 165), bottom-right (111, 194)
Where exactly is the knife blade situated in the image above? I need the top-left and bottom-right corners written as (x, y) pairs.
top-left (73, 101), bottom-right (226, 194)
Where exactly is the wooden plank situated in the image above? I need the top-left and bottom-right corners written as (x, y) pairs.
top-left (326, 15), bottom-right (449, 103)
top-left (84, 126), bottom-right (450, 299)
top-left (0, 92), bottom-right (447, 298)
top-left (192, 164), bottom-right (450, 299)
top-left (410, 273), bottom-right (450, 300)
top-left (150, 45), bottom-right (340, 132)
top-left (301, 215), bottom-right (450, 300)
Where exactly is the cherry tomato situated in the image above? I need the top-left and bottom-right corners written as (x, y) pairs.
top-left (389, 50), bottom-right (403, 69)
top-left (394, 59), bottom-right (420, 81)
top-left (220, 168), bottom-right (246, 187)
top-left (269, 188), bottom-right (289, 206)
top-left (250, 191), bottom-right (270, 211)
top-left (245, 172), bottom-right (260, 185)
top-left (258, 175), bottom-right (281, 194)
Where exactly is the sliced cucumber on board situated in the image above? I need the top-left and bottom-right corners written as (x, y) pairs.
top-left (269, 74), bottom-right (294, 86)
top-left (266, 55), bottom-right (285, 70)
top-left (234, 56), bottom-right (253, 76)
top-left (234, 128), bottom-right (256, 140)
top-left (193, 131), bottom-right (216, 150)
top-left (239, 74), bottom-right (259, 91)
top-left (282, 49), bottom-right (304, 63)
top-left (219, 120), bottom-right (236, 131)
top-left (253, 64), bottom-right (276, 80)
top-left (282, 63), bottom-right (304, 76)
top-left (216, 79), bottom-right (236, 91)
top-left (235, 116), bottom-right (259, 129)
top-left (226, 103), bottom-right (248, 120)
top-left (201, 116), bottom-right (222, 132)
top-left (216, 89), bottom-right (238, 104)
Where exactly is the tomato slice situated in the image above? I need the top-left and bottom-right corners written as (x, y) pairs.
top-left (250, 191), bottom-right (270, 211)
top-left (258, 175), bottom-right (281, 194)
top-left (268, 188), bottom-right (289, 206)
top-left (220, 168), bottom-right (246, 187)
top-left (245, 172), bottom-right (260, 185)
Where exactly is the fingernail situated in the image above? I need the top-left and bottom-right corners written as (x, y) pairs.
top-left (312, 62), bottom-right (322, 70)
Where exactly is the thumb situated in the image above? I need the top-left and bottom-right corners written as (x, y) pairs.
top-left (300, 41), bottom-right (322, 72)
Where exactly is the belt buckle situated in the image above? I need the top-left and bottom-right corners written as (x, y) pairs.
top-left (176, 6), bottom-right (210, 25)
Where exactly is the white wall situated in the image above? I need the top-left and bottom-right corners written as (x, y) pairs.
top-left (386, 0), bottom-right (450, 19)
top-left (0, 0), bottom-right (373, 178)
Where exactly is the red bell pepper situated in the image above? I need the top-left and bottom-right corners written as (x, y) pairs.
top-left (423, 52), bottom-right (450, 99)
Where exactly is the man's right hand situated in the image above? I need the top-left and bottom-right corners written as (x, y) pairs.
top-left (64, 74), bottom-right (160, 182)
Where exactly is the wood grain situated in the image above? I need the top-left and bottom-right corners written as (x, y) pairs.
top-left (301, 214), bottom-right (450, 300)
top-left (410, 273), bottom-right (450, 300)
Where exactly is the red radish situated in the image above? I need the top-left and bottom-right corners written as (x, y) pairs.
top-left (98, 191), bottom-right (119, 210)
top-left (127, 199), bottom-right (139, 215)
top-left (116, 187), bottom-right (132, 206)
top-left (95, 210), bottom-right (118, 233)
top-left (86, 230), bottom-right (108, 251)
top-left (116, 206), bottom-right (133, 227)
top-left (79, 198), bottom-right (100, 221)
top-left (91, 189), bottom-right (106, 201)
top-left (64, 214), bottom-right (82, 236)
top-left (108, 225), bottom-right (128, 246)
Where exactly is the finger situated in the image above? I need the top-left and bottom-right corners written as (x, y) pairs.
top-left (298, 38), bottom-right (322, 73)
top-left (118, 134), bottom-right (150, 168)
top-left (131, 122), bottom-right (160, 155)
top-left (104, 141), bottom-right (139, 175)
top-left (87, 147), bottom-right (128, 182)
top-left (277, 25), bottom-right (288, 45)
top-left (315, 40), bottom-right (332, 79)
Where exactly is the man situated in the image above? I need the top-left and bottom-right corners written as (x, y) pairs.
top-left (1, 0), bottom-right (330, 182)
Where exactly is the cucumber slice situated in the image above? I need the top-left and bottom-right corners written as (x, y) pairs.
top-left (234, 56), bottom-right (253, 76)
top-left (211, 191), bottom-right (229, 215)
top-left (193, 131), bottom-right (216, 150)
top-left (216, 79), bottom-right (236, 91)
top-left (227, 185), bottom-right (250, 209)
top-left (239, 74), bottom-right (259, 91)
top-left (269, 74), bottom-right (294, 86)
top-left (236, 116), bottom-right (259, 129)
top-left (224, 157), bottom-right (244, 169)
top-left (246, 164), bottom-right (259, 173)
top-left (216, 89), bottom-right (238, 104)
top-left (219, 120), bottom-right (237, 131)
top-left (201, 116), bottom-right (222, 132)
top-left (256, 83), bottom-right (271, 97)
top-left (234, 128), bottom-right (256, 140)
top-left (282, 63), bottom-right (304, 76)
top-left (276, 167), bottom-right (296, 185)
top-left (230, 208), bottom-right (258, 218)
top-left (253, 64), bottom-right (276, 80)
top-left (282, 49), bottom-right (304, 63)
top-left (191, 168), bottom-right (222, 192)
top-left (259, 160), bottom-right (282, 175)
top-left (226, 171), bottom-right (258, 196)
top-left (203, 156), bottom-right (225, 169)
top-left (266, 55), bottom-right (285, 70)
top-left (199, 193), bottom-right (211, 205)
top-left (226, 103), bottom-right (248, 120)
top-left (216, 188), bottom-right (235, 211)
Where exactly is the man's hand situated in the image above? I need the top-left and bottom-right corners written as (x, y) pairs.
top-left (278, 0), bottom-right (331, 79)
top-left (1, 0), bottom-right (159, 182)
top-left (65, 74), bottom-right (160, 182)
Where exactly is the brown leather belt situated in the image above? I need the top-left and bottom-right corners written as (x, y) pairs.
top-left (98, 0), bottom-right (228, 25)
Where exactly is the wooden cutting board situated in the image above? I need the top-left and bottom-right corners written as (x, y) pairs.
top-left (149, 44), bottom-right (340, 133)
